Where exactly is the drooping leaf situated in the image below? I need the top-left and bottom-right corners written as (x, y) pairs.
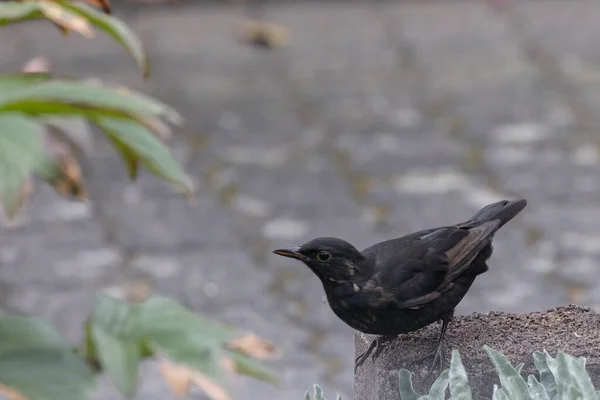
top-left (449, 350), bottom-right (472, 400)
top-left (0, 80), bottom-right (182, 124)
top-left (39, 2), bottom-right (94, 38)
top-left (94, 117), bottom-right (192, 194)
top-left (91, 324), bottom-right (140, 398)
top-left (226, 351), bottom-right (277, 383)
top-left (87, 295), bottom-right (255, 399)
top-left (0, 316), bottom-right (95, 400)
top-left (58, 1), bottom-right (149, 78)
top-left (42, 116), bottom-right (94, 154)
top-left (0, 73), bottom-right (50, 91)
top-left (0, 3), bottom-right (41, 23)
top-left (0, 113), bottom-right (44, 220)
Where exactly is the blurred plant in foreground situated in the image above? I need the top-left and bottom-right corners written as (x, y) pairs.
top-left (0, 2), bottom-right (278, 399)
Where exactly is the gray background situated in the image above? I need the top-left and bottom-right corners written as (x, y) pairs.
top-left (2, 0), bottom-right (600, 398)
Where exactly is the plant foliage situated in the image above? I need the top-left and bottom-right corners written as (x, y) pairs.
top-left (398, 346), bottom-right (600, 400)
top-left (304, 384), bottom-right (343, 400)
top-left (0, 1), bottom-right (277, 399)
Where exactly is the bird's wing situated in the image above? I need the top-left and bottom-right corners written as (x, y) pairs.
top-left (362, 220), bottom-right (500, 309)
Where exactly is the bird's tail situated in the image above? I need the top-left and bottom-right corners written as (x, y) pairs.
top-left (459, 199), bottom-right (527, 229)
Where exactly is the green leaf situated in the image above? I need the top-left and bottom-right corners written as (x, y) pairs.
top-left (227, 351), bottom-right (277, 383)
top-left (533, 351), bottom-right (557, 399)
top-left (0, 73), bottom-right (50, 91)
top-left (0, 2), bottom-right (41, 23)
top-left (0, 80), bottom-right (182, 124)
top-left (109, 137), bottom-right (139, 180)
top-left (94, 117), bottom-right (191, 194)
top-left (0, 112), bottom-right (44, 219)
top-left (0, 316), bottom-right (95, 400)
top-left (41, 115), bottom-right (94, 154)
top-left (91, 324), bottom-right (140, 398)
top-left (527, 375), bottom-right (550, 400)
top-left (484, 345), bottom-right (530, 399)
top-left (89, 294), bottom-right (235, 396)
top-left (58, 1), bottom-right (149, 79)
top-left (398, 369), bottom-right (420, 400)
top-left (428, 369), bottom-right (450, 400)
top-left (449, 350), bottom-right (472, 400)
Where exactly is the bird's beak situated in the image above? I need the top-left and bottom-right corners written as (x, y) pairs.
top-left (273, 246), bottom-right (304, 260)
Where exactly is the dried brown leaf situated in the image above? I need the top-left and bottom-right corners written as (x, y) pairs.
top-left (82, 0), bottom-right (111, 13)
top-left (142, 116), bottom-right (172, 142)
top-left (227, 334), bottom-right (281, 360)
top-left (240, 21), bottom-right (289, 49)
top-left (158, 359), bottom-right (231, 400)
top-left (52, 154), bottom-right (87, 201)
top-left (40, 2), bottom-right (95, 38)
top-left (0, 383), bottom-right (27, 400)
top-left (42, 134), bottom-right (88, 201)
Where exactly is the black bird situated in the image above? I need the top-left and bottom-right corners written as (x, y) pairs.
top-left (273, 199), bottom-right (527, 373)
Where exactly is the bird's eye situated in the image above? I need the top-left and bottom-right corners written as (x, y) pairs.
top-left (317, 251), bottom-right (331, 262)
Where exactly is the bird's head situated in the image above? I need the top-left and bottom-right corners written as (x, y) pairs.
top-left (273, 237), bottom-right (364, 284)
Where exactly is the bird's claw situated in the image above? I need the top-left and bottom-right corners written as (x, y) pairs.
top-left (354, 336), bottom-right (396, 371)
top-left (406, 342), bottom-right (447, 380)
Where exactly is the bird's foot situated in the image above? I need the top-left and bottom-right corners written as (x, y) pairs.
top-left (354, 335), bottom-right (396, 371)
top-left (406, 341), bottom-right (447, 380)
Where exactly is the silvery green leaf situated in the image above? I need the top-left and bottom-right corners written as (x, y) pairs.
top-left (484, 345), bottom-right (530, 399)
top-left (449, 350), bottom-right (472, 400)
top-left (314, 384), bottom-right (325, 400)
top-left (533, 351), bottom-right (556, 399)
top-left (515, 363), bottom-right (525, 374)
top-left (555, 353), bottom-right (574, 397)
top-left (428, 369), bottom-right (449, 400)
top-left (527, 375), bottom-right (550, 400)
top-left (398, 369), bottom-right (420, 400)
top-left (493, 385), bottom-right (511, 400)
top-left (558, 383), bottom-right (581, 400)
top-left (566, 353), bottom-right (596, 399)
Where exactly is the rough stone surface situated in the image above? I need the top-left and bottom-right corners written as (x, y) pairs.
top-left (355, 305), bottom-right (600, 400)
top-left (1, 1), bottom-right (600, 399)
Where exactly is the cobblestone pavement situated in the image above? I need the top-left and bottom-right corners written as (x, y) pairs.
top-left (2, 1), bottom-right (600, 399)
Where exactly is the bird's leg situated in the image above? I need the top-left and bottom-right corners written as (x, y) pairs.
top-left (355, 335), bottom-right (396, 370)
top-left (407, 312), bottom-right (453, 377)
top-left (423, 313), bottom-right (452, 378)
